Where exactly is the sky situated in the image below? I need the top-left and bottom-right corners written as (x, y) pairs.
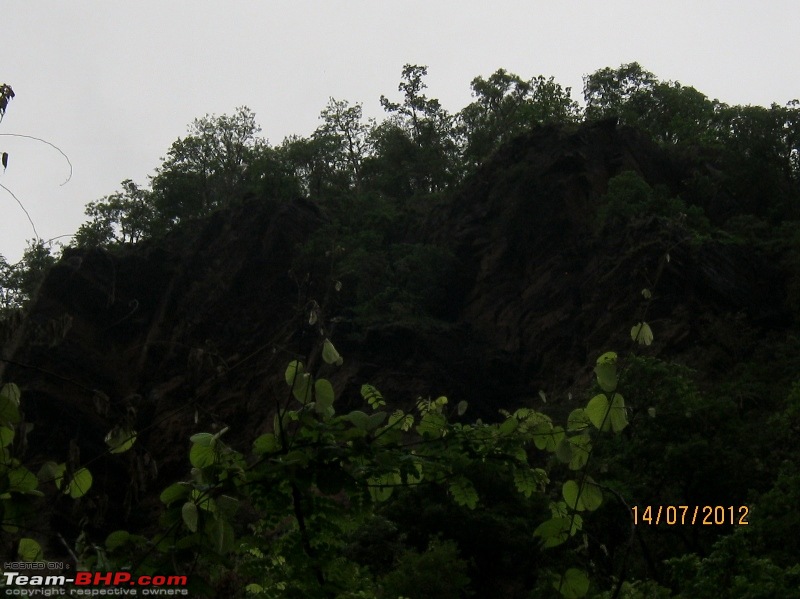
top-left (1, 1), bottom-right (799, 263)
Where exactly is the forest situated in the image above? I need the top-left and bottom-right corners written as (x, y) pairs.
top-left (1, 62), bottom-right (800, 598)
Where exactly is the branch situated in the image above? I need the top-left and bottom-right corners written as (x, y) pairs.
top-left (0, 133), bottom-right (73, 185)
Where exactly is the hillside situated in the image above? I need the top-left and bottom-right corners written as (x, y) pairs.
top-left (2, 64), bottom-right (800, 598)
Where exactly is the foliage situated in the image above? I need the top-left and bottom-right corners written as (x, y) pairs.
top-left (459, 68), bottom-right (581, 165)
top-left (595, 170), bottom-right (711, 235)
top-left (0, 239), bottom-right (56, 311)
top-left (74, 179), bottom-right (160, 247)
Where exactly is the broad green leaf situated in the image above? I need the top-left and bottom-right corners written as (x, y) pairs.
top-left (631, 322), bottom-right (654, 346)
top-left (533, 517), bottom-right (572, 548)
top-left (586, 394), bottom-right (611, 431)
top-left (215, 495), bottom-right (240, 519)
top-left (67, 468), bottom-right (92, 498)
top-left (581, 476), bottom-right (603, 511)
top-left (499, 416), bottom-right (519, 435)
top-left (365, 411), bottom-right (388, 431)
top-left (189, 432), bottom-right (215, 447)
top-left (555, 438), bottom-right (572, 464)
top-left (160, 482), bottom-right (191, 505)
top-left (449, 476), bottom-right (478, 509)
top-left (206, 517), bottom-right (235, 554)
top-left (39, 461), bottom-right (66, 487)
top-left (322, 338), bottom-right (343, 366)
top-left (647, 407), bottom-right (657, 418)
top-left (182, 501), bottom-right (198, 532)
top-left (105, 530), bottom-right (131, 551)
top-left (0, 425), bottom-right (14, 448)
top-left (594, 359), bottom-right (617, 393)
top-left (9, 467), bottom-right (38, 493)
top-left (416, 412), bottom-right (446, 438)
top-left (368, 472), bottom-right (399, 502)
top-left (0, 383), bottom-right (21, 407)
top-left (562, 477), bottom-right (602, 512)
top-left (17, 538), bottom-right (43, 562)
top-left (104, 427), bottom-right (137, 454)
top-left (284, 360), bottom-right (304, 387)
top-left (567, 435), bottom-right (591, 470)
top-left (346, 410), bottom-right (370, 430)
top-left (457, 400), bottom-right (468, 416)
top-left (533, 423), bottom-right (564, 452)
top-left (562, 479), bottom-right (582, 511)
top-left (0, 383), bottom-right (21, 424)
top-left (252, 433), bottom-right (280, 455)
top-left (567, 409), bottom-right (590, 432)
top-left (190, 443), bottom-right (217, 468)
top-left (314, 379), bottom-right (335, 414)
top-left (554, 568), bottom-right (590, 599)
top-left (609, 394), bottom-right (628, 432)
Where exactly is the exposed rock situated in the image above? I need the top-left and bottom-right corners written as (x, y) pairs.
top-left (1, 120), bottom-right (788, 544)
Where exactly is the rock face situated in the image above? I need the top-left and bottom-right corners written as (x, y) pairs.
top-left (0, 120), bottom-right (788, 542)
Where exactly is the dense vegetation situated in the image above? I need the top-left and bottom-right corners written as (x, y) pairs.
top-left (2, 63), bottom-right (800, 597)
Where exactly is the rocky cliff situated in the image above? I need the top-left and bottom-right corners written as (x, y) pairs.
top-left (0, 119), bottom-right (788, 544)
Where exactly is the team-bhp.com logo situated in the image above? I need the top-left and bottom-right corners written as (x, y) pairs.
top-left (2, 570), bottom-right (188, 596)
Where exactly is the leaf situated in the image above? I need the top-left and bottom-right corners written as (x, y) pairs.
top-left (631, 322), bottom-right (654, 346)
top-left (533, 517), bottom-right (572, 548)
top-left (190, 443), bottom-right (217, 468)
top-left (562, 477), bottom-right (603, 512)
top-left (368, 472), bottom-right (399, 502)
top-left (0, 383), bottom-right (21, 424)
top-left (159, 482), bottom-right (191, 505)
top-left (566, 409), bottom-right (590, 432)
top-left (284, 360), bottom-right (305, 387)
top-left (105, 530), bottom-right (131, 551)
top-left (182, 502), bottom-right (199, 532)
top-left (581, 476), bottom-right (603, 511)
top-left (67, 467), bottom-right (93, 498)
top-left (567, 435), bottom-right (592, 471)
top-left (2, 152), bottom-right (8, 171)
top-left (608, 394), bottom-right (628, 433)
top-left (533, 423), bottom-right (563, 452)
top-left (416, 412), bottom-right (446, 438)
top-left (104, 427), bottom-right (137, 454)
top-left (17, 538), bottom-right (43, 562)
top-left (361, 384), bottom-right (385, 409)
top-left (322, 338), bottom-right (343, 366)
top-left (0, 425), bottom-right (14, 448)
top-left (641, 288), bottom-right (652, 299)
top-left (586, 394), bottom-right (611, 431)
top-left (189, 432), bottom-right (215, 447)
top-left (252, 433), bottom-right (280, 455)
top-left (554, 568), bottom-right (590, 599)
top-left (206, 517), bottom-right (235, 554)
top-left (514, 467), bottom-right (546, 498)
top-left (594, 358), bottom-right (617, 393)
top-left (449, 476), bottom-right (478, 509)
top-left (647, 407), bottom-right (657, 418)
top-left (9, 467), bottom-right (39, 493)
top-left (314, 379), bottom-right (335, 414)
top-left (457, 400), bottom-right (468, 416)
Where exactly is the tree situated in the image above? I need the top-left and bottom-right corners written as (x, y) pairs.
top-left (583, 62), bottom-right (658, 121)
top-left (74, 179), bottom-right (158, 247)
top-left (316, 97), bottom-right (372, 193)
top-left (378, 64), bottom-right (459, 194)
top-left (459, 69), bottom-right (581, 165)
top-left (151, 106), bottom-right (261, 223)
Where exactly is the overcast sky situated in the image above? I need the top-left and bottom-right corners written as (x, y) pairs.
top-left (1, 1), bottom-right (799, 263)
